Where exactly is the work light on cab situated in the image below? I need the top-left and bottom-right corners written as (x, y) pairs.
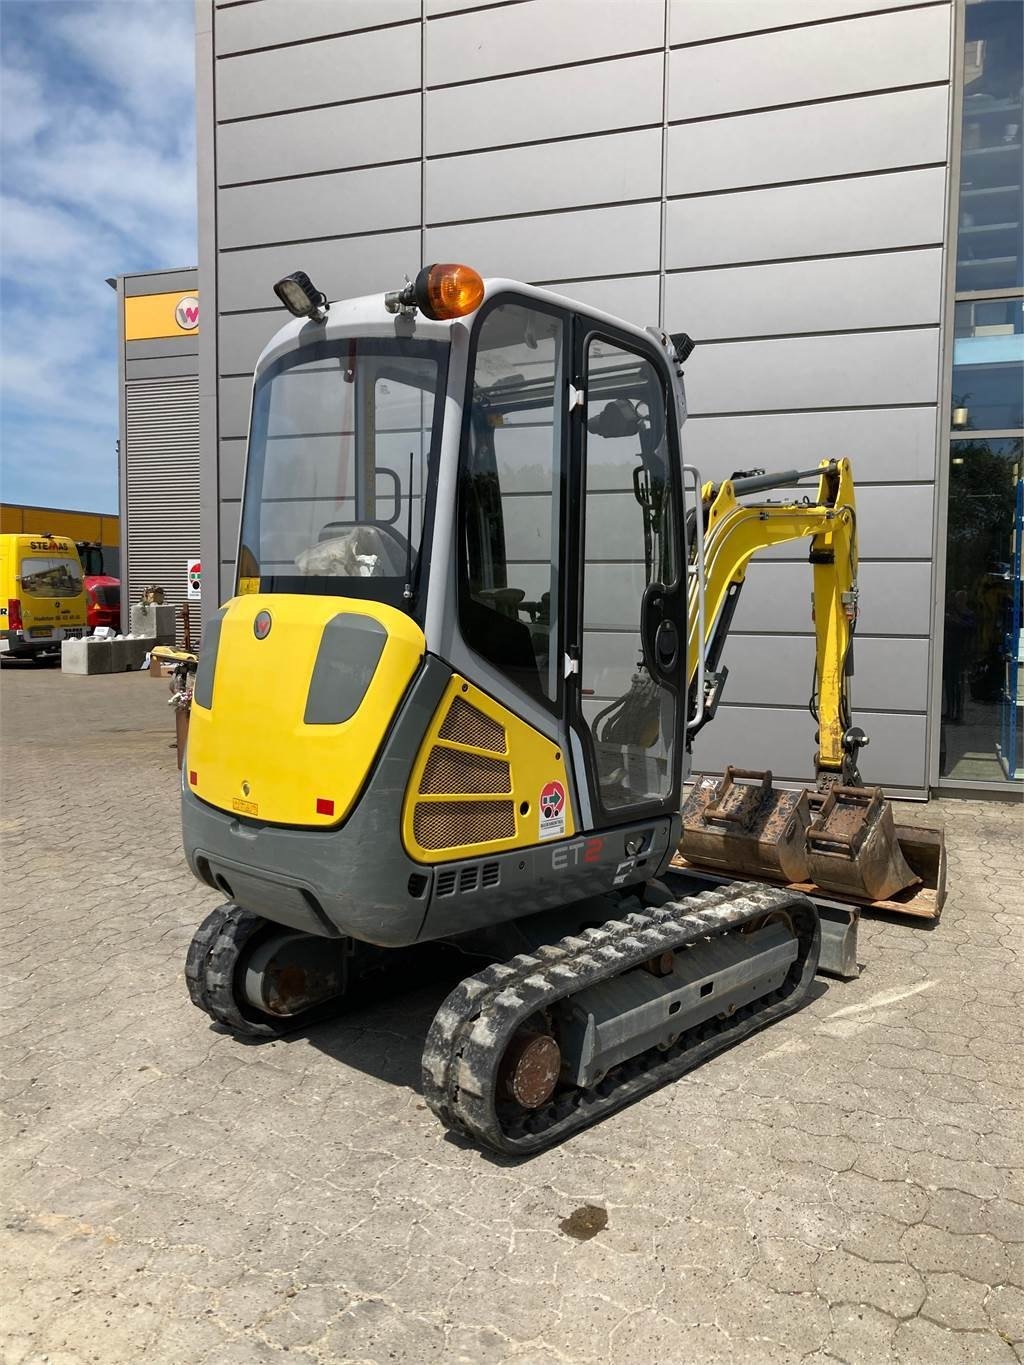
top-left (384, 263), bottom-right (484, 320)
top-left (273, 270), bottom-right (329, 321)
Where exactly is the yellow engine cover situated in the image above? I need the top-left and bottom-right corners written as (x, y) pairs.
top-left (402, 675), bottom-right (574, 863)
top-left (187, 594), bottom-right (424, 828)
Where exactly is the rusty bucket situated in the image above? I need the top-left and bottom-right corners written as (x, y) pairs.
top-left (679, 768), bottom-right (812, 884)
top-left (806, 786), bottom-right (920, 901)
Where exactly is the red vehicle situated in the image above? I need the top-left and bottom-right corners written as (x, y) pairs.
top-left (76, 542), bottom-right (120, 631)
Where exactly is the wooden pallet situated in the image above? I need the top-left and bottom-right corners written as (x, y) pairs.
top-left (671, 823), bottom-right (946, 922)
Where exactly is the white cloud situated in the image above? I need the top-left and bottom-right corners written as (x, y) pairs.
top-left (0, 0), bottom-right (196, 511)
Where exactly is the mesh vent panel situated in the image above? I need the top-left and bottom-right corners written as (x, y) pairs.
top-left (438, 697), bottom-right (506, 752)
top-left (419, 747), bottom-right (511, 795)
top-left (413, 800), bottom-right (516, 850)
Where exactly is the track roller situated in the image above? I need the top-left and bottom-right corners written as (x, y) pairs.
top-left (422, 882), bottom-right (819, 1155)
top-left (185, 903), bottom-right (352, 1038)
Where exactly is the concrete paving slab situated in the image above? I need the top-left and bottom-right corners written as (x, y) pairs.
top-left (1, 667), bottom-right (1022, 1363)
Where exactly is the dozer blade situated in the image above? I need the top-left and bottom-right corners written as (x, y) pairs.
top-left (678, 767), bottom-right (812, 884)
top-left (806, 786), bottom-right (920, 902)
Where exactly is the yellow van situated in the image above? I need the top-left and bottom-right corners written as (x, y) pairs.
top-left (0, 534), bottom-right (88, 660)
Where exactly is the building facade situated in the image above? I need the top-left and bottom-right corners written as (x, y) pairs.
top-left (195, 0), bottom-right (1023, 794)
top-left (113, 268), bottom-right (202, 642)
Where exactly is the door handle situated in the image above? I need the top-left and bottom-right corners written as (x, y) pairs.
top-left (654, 619), bottom-right (679, 672)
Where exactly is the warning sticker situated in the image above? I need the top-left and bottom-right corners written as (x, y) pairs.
top-left (538, 780), bottom-right (566, 841)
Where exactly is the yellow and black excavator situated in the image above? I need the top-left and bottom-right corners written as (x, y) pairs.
top-left (181, 264), bottom-right (927, 1154)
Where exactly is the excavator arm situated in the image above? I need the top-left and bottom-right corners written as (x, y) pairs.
top-left (686, 457), bottom-right (865, 788)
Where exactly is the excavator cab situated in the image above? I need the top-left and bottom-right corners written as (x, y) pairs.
top-left (181, 265), bottom-right (920, 1155)
top-left (185, 266), bottom-right (697, 951)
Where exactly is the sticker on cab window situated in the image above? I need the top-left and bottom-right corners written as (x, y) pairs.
top-left (538, 780), bottom-right (566, 840)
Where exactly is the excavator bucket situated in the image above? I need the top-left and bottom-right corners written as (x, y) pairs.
top-left (806, 786), bottom-right (920, 901)
top-left (678, 768), bottom-right (812, 883)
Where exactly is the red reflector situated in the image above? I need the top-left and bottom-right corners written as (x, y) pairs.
top-left (316, 797), bottom-right (335, 816)
top-left (189, 770), bottom-right (198, 785)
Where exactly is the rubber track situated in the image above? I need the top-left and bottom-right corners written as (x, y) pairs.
top-left (421, 882), bottom-right (819, 1155)
top-left (185, 903), bottom-right (288, 1037)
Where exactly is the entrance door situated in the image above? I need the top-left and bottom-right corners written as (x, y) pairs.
top-left (570, 328), bottom-right (686, 824)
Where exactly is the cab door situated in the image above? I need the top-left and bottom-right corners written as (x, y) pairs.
top-left (567, 324), bottom-right (687, 827)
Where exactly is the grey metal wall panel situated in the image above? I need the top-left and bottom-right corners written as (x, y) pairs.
top-left (219, 161), bottom-right (420, 249)
top-left (850, 485), bottom-right (936, 561)
top-left (682, 407), bottom-right (939, 484)
top-left (218, 313), bottom-right (282, 377)
top-left (718, 633), bottom-right (930, 711)
top-left (668, 6), bottom-right (950, 121)
top-left (730, 560), bottom-right (934, 637)
top-left (219, 562), bottom-right (235, 601)
top-left (545, 275), bottom-right (662, 329)
top-left (668, 248), bottom-right (943, 340)
top-left (667, 86), bottom-right (950, 195)
top-left (125, 356), bottom-right (204, 381)
top-left (691, 705), bottom-right (927, 789)
top-left (215, 24), bottom-right (420, 120)
top-left (126, 337), bottom-right (200, 360)
top-left (665, 167), bottom-right (947, 270)
top-left (669, 0), bottom-right (943, 44)
top-left (220, 498), bottom-right (241, 552)
top-left (425, 128), bottom-right (662, 224)
top-left (425, 53), bottom-right (663, 156)
top-left (424, 203), bottom-right (661, 284)
top-left (426, 0), bottom-right (527, 13)
top-left (215, 0), bottom-right (419, 54)
top-left (197, 0), bottom-right (219, 640)
top-left (219, 376), bottom-right (253, 439)
top-left (218, 228), bottom-right (420, 315)
top-left (124, 269), bottom-right (197, 296)
top-left (682, 329), bottom-right (941, 414)
top-left (218, 93), bottom-right (421, 184)
top-left (219, 439), bottom-right (246, 500)
top-left (424, 0), bottom-right (663, 85)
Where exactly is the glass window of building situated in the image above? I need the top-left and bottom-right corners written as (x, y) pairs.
top-left (956, 0), bottom-right (1022, 292)
top-left (940, 0), bottom-right (1023, 786)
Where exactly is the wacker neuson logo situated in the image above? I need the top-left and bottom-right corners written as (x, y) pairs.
top-left (175, 295), bottom-right (199, 330)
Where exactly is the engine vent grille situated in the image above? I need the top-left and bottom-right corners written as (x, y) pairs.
top-left (432, 861), bottom-right (501, 898)
top-left (414, 801), bottom-right (516, 850)
top-left (419, 748), bottom-right (511, 795)
top-left (438, 696), bottom-right (506, 752)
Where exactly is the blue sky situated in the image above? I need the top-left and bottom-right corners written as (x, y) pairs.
top-left (1, 0), bottom-right (196, 513)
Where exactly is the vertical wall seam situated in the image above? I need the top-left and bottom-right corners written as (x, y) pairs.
top-left (926, 0), bottom-right (963, 789)
top-left (658, 0), bottom-right (670, 329)
top-left (420, 1), bottom-right (426, 271)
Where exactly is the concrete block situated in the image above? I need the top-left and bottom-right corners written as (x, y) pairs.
top-left (131, 603), bottom-right (176, 644)
top-left (62, 637), bottom-right (114, 675)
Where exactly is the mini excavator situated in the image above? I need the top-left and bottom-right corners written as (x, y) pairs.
top-left (181, 264), bottom-right (923, 1154)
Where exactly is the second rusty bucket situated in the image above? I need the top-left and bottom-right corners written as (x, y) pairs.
top-left (678, 768), bottom-right (812, 883)
top-left (806, 786), bottom-right (920, 901)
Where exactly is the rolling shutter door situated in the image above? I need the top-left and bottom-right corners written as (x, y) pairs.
top-left (125, 376), bottom-right (201, 646)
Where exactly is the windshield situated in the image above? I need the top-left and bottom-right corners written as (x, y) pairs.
top-left (21, 556), bottom-right (83, 597)
top-left (239, 336), bottom-right (448, 612)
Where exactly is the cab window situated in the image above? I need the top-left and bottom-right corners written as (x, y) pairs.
top-left (458, 302), bottom-right (565, 707)
top-left (20, 557), bottom-right (83, 597)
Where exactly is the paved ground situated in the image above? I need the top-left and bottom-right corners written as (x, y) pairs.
top-left (1, 665), bottom-right (1022, 1365)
